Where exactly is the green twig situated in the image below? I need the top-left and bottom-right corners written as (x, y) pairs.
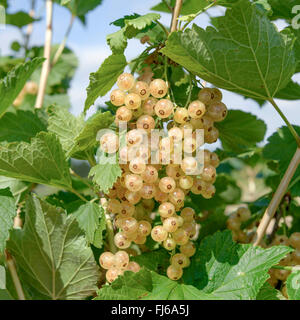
top-left (185, 73), bottom-right (193, 108)
top-left (155, 20), bottom-right (169, 37)
top-left (68, 187), bottom-right (88, 202)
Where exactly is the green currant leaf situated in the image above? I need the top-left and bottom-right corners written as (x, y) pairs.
top-left (0, 177), bottom-right (30, 201)
top-left (275, 80), bottom-right (300, 100)
top-left (5, 11), bottom-right (37, 28)
top-left (0, 188), bottom-right (16, 254)
top-left (7, 196), bottom-right (100, 300)
top-left (152, 0), bottom-right (214, 15)
top-left (132, 249), bottom-right (170, 273)
top-left (215, 110), bottom-right (267, 153)
top-left (58, 0), bottom-right (103, 16)
top-left (263, 126), bottom-right (300, 190)
top-left (0, 266), bottom-right (12, 300)
top-left (171, 83), bottom-right (199, 107)
top-left (73, 202), bottom-right (106, 248)
top-left (286, 270), bottom-right (300, 300)
top-left (95, 268), bottom-right (219, 300)
top-left (0, 132), bottom-right (72, 189)
top-left (107, 29), bottom-right (128, 54)
top-left (0, 110), bottom-right (47, 143)
top-left (47, 106), bottom-right (114, 159)
top-left (183, 230), bottom-right (292, 299)
top-left (89, 160), bottom-right (122, 194)
top-left (256, 282), bottom-right (283, 300)
top-left (161, 0), bottom-right (296, 100)
top-left (268, 0), bottom-right (299, 20)
top-left (0, 57), bottom-right (44, 118)
top-left (84, 53), bottom-right (127, 112)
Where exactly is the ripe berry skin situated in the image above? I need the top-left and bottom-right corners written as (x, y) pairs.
top-left (201, 165), bottom-right (216, 182)
top-left (121, 217), bottom-right (138, 234)
top-left (188, 100), bottom-right (206, 119)
top-left (126, 261), bottom-right (141, 273)
top-left (159, 177), bottom-right (176, 193)
top-left (163, 237), bottom-right (177, 250)
top-left (168, 188), bottom-right (185, 206)
top-left (180, 207), bottom-right (195, 222)
top-left (207, 102), bottom-right (227, 122)
top-left (171, 253), bottom-right (189, 268)
top-left (180, 242), bottom-right (196, 257)
top-left (129, 158), bottom-right (146, 174)
top-left (99, 252), bottom-right (115, 269)
top-left (173, 228), bottom-right (189, 245)
top-left (114, 232), bottom-right (131, 249)
top-left (201, 184), bottom-right (216, 199)
top-left (125, 174), bottom-right (143, 192)
top-left (204, 126), bottom-right (219, 144)
top-left (107, 199), bottom-right (121, 214)
top-left (181, 157), bottom-right (198, 175)
top-left (136, 115), bottom-right (155, 132)
top-left (110, 89), bottom-right (126, 106)
top-left (179, 176), bottom-right (193, 189)
top-left (158, 202), bottom-right (175, 218)
top-left (116, 106), bottom-right (132, 123)
top-left (139, 183), bottom-right (156, 199)
top-left (114, 251), bottom-right (130, 269)
top-left (168, 127), bottom-right (183, 143)
top-left (119, 201), bottom-right (135, 217)
top-left (100, 133), bottom-right (119, 154)
top-left (174, 108), bottom-right (189, 124)
top-left (236, 207), bottom-right (251, 222)
top-left (141, 166), bottom-right (158, 183)
top-left (167, 264), bottom-right (183, 281)
top-left (149, 79), bottom-right (168, 98)
top-left (106, 268), bottom-right (121, 283)
top-left (117, 73), bottom-right (135, 91)
top-left (151, 225), bottom-right (168, 242)
top-left (131, 81), bottom-right (150, 100)
top-left (142, 97), bottom-right (157, 115)
top-left (125, 93), bottom-right (142, 110)
top-left (137, 220), bottom-right (152, 236)
top-left (155, 99), bottom-right (174, 118)
top-left (211, 88), bottom-right (223, 102)
top-left (163, 217), bottom-right (179, 233)
top-left (198, 88), bottom-right (213, 104)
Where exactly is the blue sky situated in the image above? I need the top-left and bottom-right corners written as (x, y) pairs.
top-left (1, 0), bottom-right (300, 144)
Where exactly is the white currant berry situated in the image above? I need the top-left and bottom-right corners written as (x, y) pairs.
top-left (126, 261), bottom-right (141, 273)
top-left (114, 251), bottom-right (130, 269)
top-left (125, 190), bottom-right (141, 205)
top-left (168, 188), bottom-right (185, 207)
top-left (154, 190), bottom-right (169, 203)
top-left (201, 165), bottom-right (216, 182)
top-left (205, 126), bottom-right (219, 144)
top-left (168, 126), bottom-right (183, 143)
top-left (181, 157), bottom-right (198, 175)
top-left (107, 199), bottom-right (121, 214)
top-left (131, 81), bottom-right (150, 100)
top-left (110, 89), bottom-right (126, 106)
top-left (158, 202), bottom-right (176, 218)
top-left (173, 228), bottom-right (189, 245)
top-left (180, 242), bottom-right (196, 257)
top-left (149, 79), bottom-right (168, 98)
top-left (171, 253), bottom-right (189, 268)
top-left (106, 268), bottom-right (121, 283)
top-left (174, 108), bottom-right (189, 124)
top-left (133, 233), bottom-right (147, 244)
top-left (179, 176), bottom-right (193, 189)
top-left (188, 100), bottom-right (206, 119)
top-left (201, 184), bottom-right (216, 199)
top-left (163, 237), bottom-right (177, 251)
top-left (290, 232), bottom-right (300, 249)
top-left (99, 252), bottom-right (115, 269)
top-left (136, 115), bottom-right (155, 132)
top-left (117, 73), bottom-right (135, 91)
top-left (100, 132), bottom-right (119, 154)
top-left (119, 200), bottom-right (135, 217)
top-left (166, 165), bottom-right (182, 180)
top-left (236, 207), bottom-right (251, 222)
top-left (141, 166), bottom-right (158, 183)
top-left (142, 97), bottom-right (157, 115)
top-left (121, 217), bottom-right (138, 234)
top-left (180, 207), bottom-right (195, 222)
top-left (125, 174), bottom-right (144, 192)
top-left (114, 232), bottom-right (131, 249)
top-left (129, 157), bottom-right (146, 174)
top-left (151, 225), bottom-right (168, 242)
top-left (137, 220), bottom-right (152, 236)
top-left (167, 264), bottom-right (183, 280)
top-left (154, 99), bottom-right (174, 118)
top-left (159, 177), bottom-right (176, 193)
top-left (191, 178), bottom-right (207, 195)
top-left (139, 183), bottom-right (156, 199)
top-left (125, 93), bottom-right (142, 110)
top-left (126, 129), bottom-right (144, 147)
top-left (207, 102), bottom-right (227, 122)
top-left (163, 216), bottom-right (179, 233)
top-left (198, 88), bottom-right (213, 104)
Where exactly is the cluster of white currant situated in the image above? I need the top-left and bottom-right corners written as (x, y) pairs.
top-left (99, 250), bottom-right (141, 283)
top-left (98, 73), bottom-right (227, 282)
top-left (226, 207), bottom-right (252, 243)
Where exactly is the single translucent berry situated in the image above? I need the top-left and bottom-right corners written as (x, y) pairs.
top-left (179, 176), bottom-right (193, 189)
top-left (126, 129), bottom-right (144, 147)
top-left (155, 190), bottom-right (169, 203)
top-left (137, 220), bottom-right (152, 236)
top-left (167, 264), bottom-right (183, 280)
top-left (100, 132), bottom-right (119, 154)
top-left (129, 158), bottom-right (146, 174)
top-left (110, 89), bottom-right (126, 106)
top-left (171, 253), bottom-right (190, 268)
top-left (173, 228), bottom-right (189, 245)
top-left (201, 165), bottom-right (216, 182)
top-left (136, 115), bottom-right (155, 132)
top-left (210, 152), bottom-right (220, 167)
top-left (149, 79), bottom-right (168, 98)
top-left (151, 225), bottom-right (168, 242)
top-left (99, 252), bottom-right (115, 269)
top-left (114, 251), bottom-right (129, 269)
top-left (139, 183), bottom-right (156, 199)
top-left (180, 242), bottom-right (196, 257)
top-left (159, 177), bottom-right (176, 193)
top-left (155, 99), bottom-right (174, 118)
top-left (205, 126), bottom-right (219, 144)
top-left (290, 232), bottom-right (300, 249)
top-left (126, 261), bottom-right (141, 273)
top-left (116, 106), bottom-right (132, 123)
top-left (133, 233), bottom-right (146, 244)
top-left (125, 93), bottom-right (142, 110)
top-left (166, 165), bottom-right (182, 180)
top-left (163, 216), bottom-right (179, 233)
top-left (131, 81), bottom-right (150, 100)
top-left (141, 166), bottom-right (158, 183)
top-left (198, 88), bottom-right (213, 104)
top-left (119, 200), bottom-right (135, 217)
top-left (117, 73), bottom-right (135, 91)
top-left (125, 174), bottom-right (143, 192)
top-left (163, 237), bottom-right (177, 251)
top-left (174, 108), bottom-right (189, 124)
top-left (114, 232), bottom-right (131, 249)
top-left (106, 268), bottom-right (121, 283)
top-left (121, 217), bottom-right (138, 234)
top-left (168, 126), bottom-right (183, 143)
top-left (125, 190), bottom-right (141, 205)
top-left (207, 102), bottom-right (227, 122)
top-left (107, 199), bottom-right (121, 214)
top-left (142, 97), bottom-right (157, 115)
top-left (188, 100), bottom-right (206, 119)
top-left (201, 184), bottom-right (216, 199)
top-left (236, 207), bottom-right (251, 222)
top-left (181, 157), bottom-right (198, 175)
top-left (180, 207), bottom-right (195, 222)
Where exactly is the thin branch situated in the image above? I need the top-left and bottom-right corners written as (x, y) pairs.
top-left (155, 20), bottom-right (169, 37)
top-left (69, 168), bottom-right (93, 189)
top-left (51, 13), bottom-right (75, 68)
top-left (35, 0), bottom-right (53, 109)
top-left (253, 147), bottom-right (300, 246)
top-left (68, 187), bottom-right (88, 202)
top-left (269, 98), bottom-right (300, 148)
top-left (162, 0), bottom-right (173, 12)
top-left (5, 250), bottom-right (26, 300)
top-left (24, 0), bottom-right (35, 52)
top-left (170, 0), bottom-right (183, 32)
top-left (100, 198), bottom-right (117, 254)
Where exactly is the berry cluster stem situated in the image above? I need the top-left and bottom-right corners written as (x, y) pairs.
top-left (35, 0), bottom-right (53, 109)
top-left (170, 0), bottom-right (183, 32)
top-left (253, 147), bottom-right (300, 246)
